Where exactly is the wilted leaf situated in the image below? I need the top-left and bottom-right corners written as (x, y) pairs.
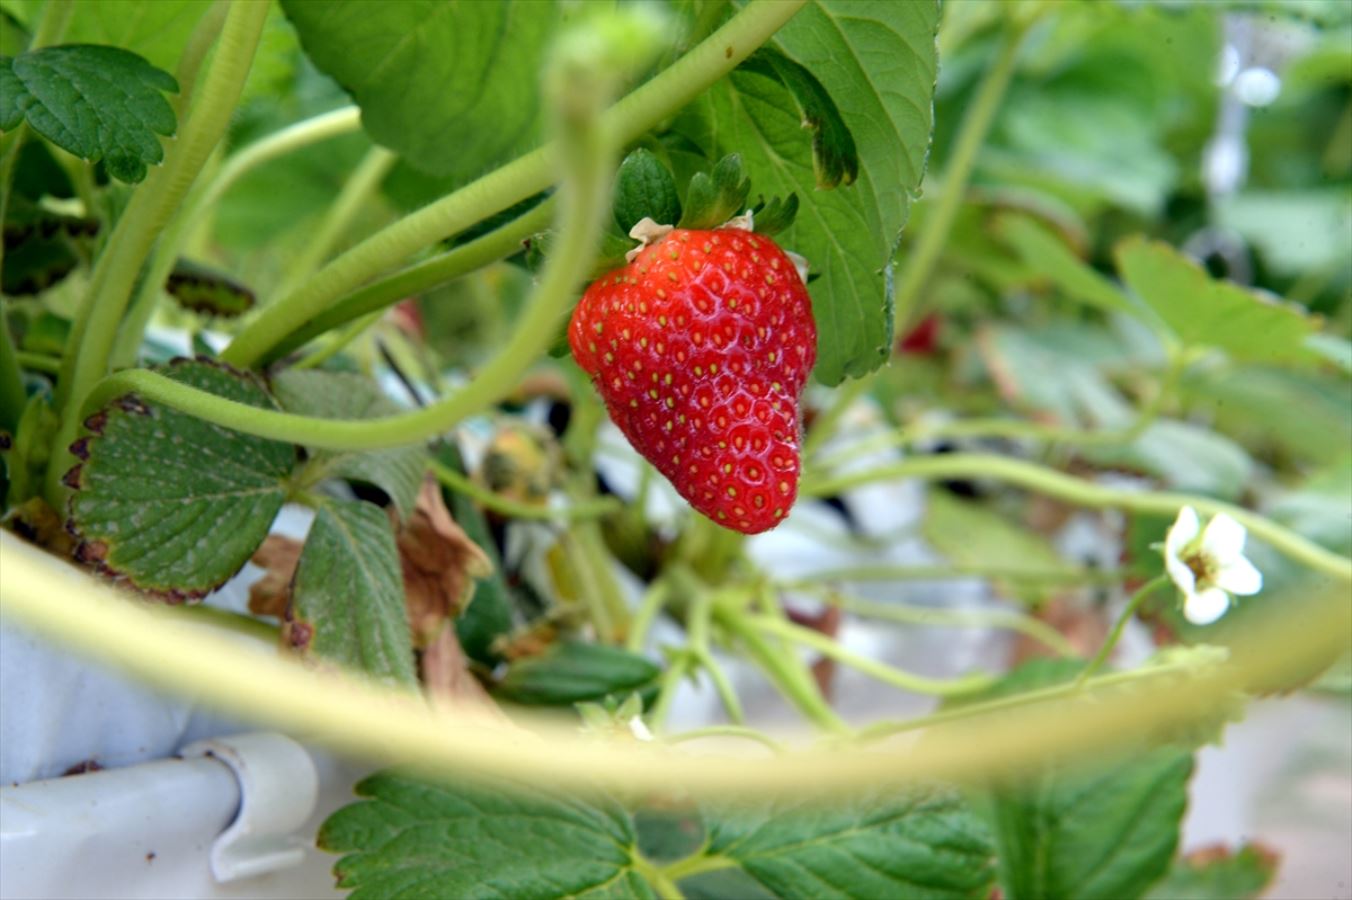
top-left (247, 533), bottom-right (302, 619)
top-left (397, 475), bottom-right (491, 649)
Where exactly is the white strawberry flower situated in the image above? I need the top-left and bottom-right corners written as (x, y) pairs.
top-left (1163, 506), bottom-right (1263, 625)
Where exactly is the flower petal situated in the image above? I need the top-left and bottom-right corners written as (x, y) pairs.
top-left (1216, 555), bottom-right (1263, 596)
top-left (1184, 587), bottom-right (1231, 625)
top-left (1166, 507), bottom-right (1200, 555)
top-left (1200, 513), bottom-right (1247, 563)
top-left (1165, 551), bottom-right (1196, 595)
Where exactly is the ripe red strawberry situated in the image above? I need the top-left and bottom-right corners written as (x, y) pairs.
top-left (569, 227), bottom-right (816, 534)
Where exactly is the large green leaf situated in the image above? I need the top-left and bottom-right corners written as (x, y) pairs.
top-left (970, 661), bottom-right (1193, 900)
top-left (1, 45), bottom-right (178, 183)
top-left (318, 771), bottom-right (655, 899)
top-left (280, 0), bottom-right (558, 181)
top-left (61, 0), bottom-right (213, 71)
top-left (675, 0), bottom-right (939, 384)
top-left (1116, 237), bottom-right (1319, 365)
top-left (66, 358), bottom-right (295, 600)
top-left (290, 498), bottom-right (417, 686)
top-left (701, 785), bottom-right (996, 900)
top-left (271, 369), bottom-right (426, 520)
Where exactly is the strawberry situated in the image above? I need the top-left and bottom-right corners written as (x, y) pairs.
top-left (569, 226), bottom-right (816, 534)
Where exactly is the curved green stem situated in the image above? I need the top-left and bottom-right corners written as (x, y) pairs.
top-left (714, 601), bottom-right (849, 734)
top-left (432, 459), bottom-right (617, 522)
top-left (810, 589), bottom-right (1077, 658)
top-left (892, 17), bottom-right (1032, 333)
top-left (817, 351), bottom-right (1188, 471)
top-left (804, 453), bottom-right (1352, 582)
top-left (263, 198), bottom-right (555, 363)
top-left (746, 614), bottom-right (994, 697)
top-left (1076, 575), bottom-right (1170, 686)
top-left (48, 0), bottom-right (271, 505)
top-left (688, 591), bottom-right (745, 723)
top-left (221, 0), bottom-right (808, 368)
top-left (13, 350), bottom-right (61, 376)
top-left (627, 580), bottom-right (672, 654)
top-left (665, 725), bottom-right (785, 754)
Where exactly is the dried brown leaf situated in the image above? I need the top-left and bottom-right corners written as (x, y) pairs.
top-left (248, 534), bottom-right (303, 618)
top-left (397, 475), bottom-right (492, 649)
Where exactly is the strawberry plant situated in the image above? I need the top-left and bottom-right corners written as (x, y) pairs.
top-left (1, 1), bottom-right (1349, 898)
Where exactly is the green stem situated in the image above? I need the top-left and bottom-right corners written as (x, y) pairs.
top-left (430, 459), bottom-right (618, 521)
top-left (781, 562), bottom-right (1122, 587)
top-left (688, 590), bottom-right (745, 723)
top-left (263, 198), bottom-right (555, 363)
top-left (714, 602), bottom-right (849, 734)
top-left (858, 655), bottom-right (1213, 744)
top-left (747, 614), bottom-right (994, 697)
top-left (220, 0), bottom-right (809, 368)
top-left (277, 146), bottom-right (398, 299)
top-left (810, 589), bottom-right (1077, 658)
top-left (818, 351), bottom-right (1188, 471)
top-left (665, 725), bottom-right (784, 754)
top-left (803, 372), bottom-right (873, 459)
top-left (631, 853), bottom-right (686, 900)
top-left (626, 580), bottom-right (671, 654)
top-left (804, 453), bottom-right (1352, 582)
top-left (199, 107), bottom-right (363, 217)
top-left (290, 311), bottom-right (383, 370)
top-left (658, 853), bottom-right (738, 884)
top-left (892, 17), bottom-right (1031, 333)
top-left (172, 0), bottom-right (230, 113)
top-left (1076, 575), bottom-right (1170, 686)
top-left (562, 529), bottom-right (616, 644)
top-left (47, 0), bottom-right (271, 506)
top-left (13, 351), bottom-right (62, 376)
top-left (648, 651), bottom-right (693, 733)
top-left (0, 305), bottom-right (26, 433)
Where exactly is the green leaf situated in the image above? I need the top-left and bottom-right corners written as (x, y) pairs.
top-left (701, 785), bottom-right (996, 900)
top-left (61, 0), bottom-right (213, 71)
top-left (318, 770), bottom-right (654, 899)
top-left (271, 370), bottom-right (426, 520)
top-left (739, 46), bottom-right (859, 189)
top-left (66, 358), bottom-right (295, 600)
top-left (750, 192), bottom-right (798, 237)
top-left (613, 148), bottom-right (681, 234)
top-left (1, 45), bottom-right (179, 183)
top-left (1116, 237), bottom-right (1319, 365)
top-left (969, 661), bottom-right (1194, 900)
top-left (280, 0), bottom-right (558, 181)
top-left (1305, 333), bottom-right (1352, 374)
top-left (493, 641), bottom-right (661, 706)
top-left (923, 490), bottom-right (1065, 602)
top-left (290, 498), bottom-right (417, 686)
top-left (166, 258), bottom-right (256, 318)
top-left (677, 154), bottom-right (751, 230)
top-left (994, 214), bottom-right (1140, 319)
top-left (1145, 844), bottom-right (1279, 900)
top-left (676, 1), bottom-right (939, 384)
